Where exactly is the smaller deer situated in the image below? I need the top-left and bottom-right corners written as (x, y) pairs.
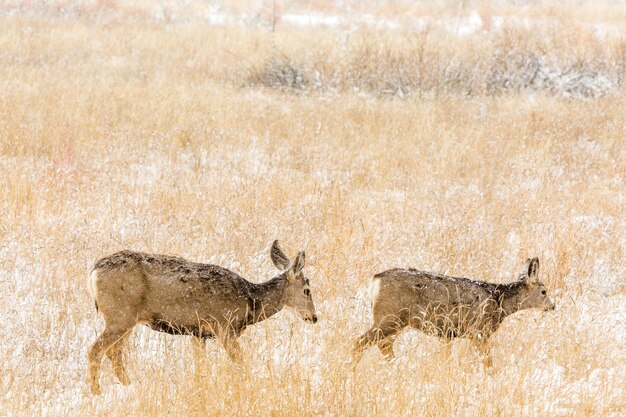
top-left (352, 258), bottom-right (555, 366)
top-left (87, 240), bottom-right (317, 395)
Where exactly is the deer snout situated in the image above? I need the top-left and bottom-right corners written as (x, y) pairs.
top-left (544, 299), bottom-right (556, 311)
top-left (304, 314), bottom-right (318, 324)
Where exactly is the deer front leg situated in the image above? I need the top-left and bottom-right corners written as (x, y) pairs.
top-left (224, 339), bottom-right (242, 363)
top-left (218, 330), bottom-right (243, 364)
top-left (194, 335), bottom-right (207, 350)
top-left (192, 335), bottom-right (207, 364)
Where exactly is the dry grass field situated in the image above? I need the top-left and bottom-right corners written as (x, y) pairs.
top-left (0, 1), bottom-right (625, 416)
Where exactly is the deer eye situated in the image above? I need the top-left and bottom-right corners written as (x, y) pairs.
top-left (303, 288), bottom-right (310, 296)
top-left (541, 290), bottom-right (547, 296)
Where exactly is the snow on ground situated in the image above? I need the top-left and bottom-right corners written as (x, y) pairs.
top-left (1, 1), bottom-right (622, 41)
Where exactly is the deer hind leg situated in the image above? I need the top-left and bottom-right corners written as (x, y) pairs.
top-left (377, 334), bottom-right (397, 361)
top-left (88, 325), bottom-right (134, 395)
top-left (352, 320), bottom-right (403, 366)
top-left (105, 330), bottom-right (132, 386)
top-left (351, 328), bottom-right (377, 365)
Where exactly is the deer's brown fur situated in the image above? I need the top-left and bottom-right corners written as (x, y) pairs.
top-left (87, 240), bottom-right (317, 394)
top-left (352, 258), bottom-right (554, 366)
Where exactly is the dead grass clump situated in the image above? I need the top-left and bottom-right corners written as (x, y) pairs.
top-left (248, 55), bottom-right (308, 91)
top-left (247, 26), bottom-right (623, 99)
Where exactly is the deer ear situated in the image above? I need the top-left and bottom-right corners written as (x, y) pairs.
top-left (520, 257), bottom-right (539, 284)
top-left (527, 257), bottom-right (539, 283)
top-left (270, 240), bottom-right (290, 270)
top-left (291, 251), bottom-right (305, 275)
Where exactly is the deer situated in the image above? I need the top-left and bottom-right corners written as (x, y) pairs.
top-left (351, 257), bottom-right (555, 367)
top-left (87, 240), bottom-right (317, 395)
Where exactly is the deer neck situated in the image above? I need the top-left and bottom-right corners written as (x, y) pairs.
top-left (248, 275), bottom-right (288, 324)
top-left (495, 280), bottom-right (527, 317)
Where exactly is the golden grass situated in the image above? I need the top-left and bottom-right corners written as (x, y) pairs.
top-left (0, 3), bottom-right (625, 416)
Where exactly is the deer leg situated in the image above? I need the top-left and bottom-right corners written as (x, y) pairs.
top-left (191, 335), bottom-right (207, 367)
top-left (352, 328), bottom-right (378, 365)
top-left (352, 322), bottom-right (401, 366)
top-left (377, 335), bottom-right (397, 361)
top-left (193, 335), bottom-right (207, 351)
top-left (105, 330), bottom-right (132, 386)
top-left (224, 339), bottom-right (242, 363)
top-left (88, 326), bottom-right (133, 395)
top-left (217, 330), bottom-right (243, 364)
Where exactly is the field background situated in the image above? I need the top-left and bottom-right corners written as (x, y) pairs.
top-left (0, 0), bottom-right (624, 416)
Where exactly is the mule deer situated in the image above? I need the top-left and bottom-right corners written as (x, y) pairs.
top-left (352, 258), bottom-right (554, 366)
top-left (87, 240), bottom-right (317, 394)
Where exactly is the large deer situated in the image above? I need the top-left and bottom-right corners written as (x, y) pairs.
top-left (87, 240), bottom-right (317, 394)
top-left (352, 258), bottom-right (555, 366)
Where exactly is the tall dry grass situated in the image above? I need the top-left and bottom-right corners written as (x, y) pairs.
top-left (0, 2), bottom-right (625, 416)
top-left (249, 23), bottom-right (624, 98)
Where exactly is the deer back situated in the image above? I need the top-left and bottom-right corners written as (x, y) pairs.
top-left (371, 269), bottom-right (502, 338)
top-left (92, 251), bottom-right (254, 332)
